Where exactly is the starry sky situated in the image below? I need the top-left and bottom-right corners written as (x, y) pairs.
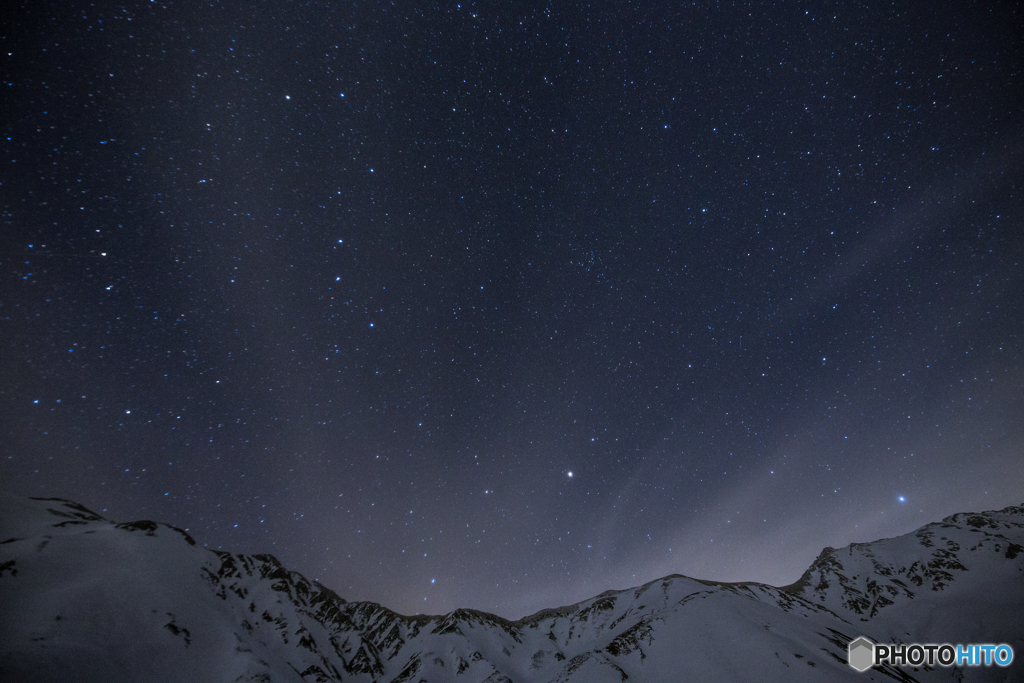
top-left (2, 2), bottom-right (1023, 620)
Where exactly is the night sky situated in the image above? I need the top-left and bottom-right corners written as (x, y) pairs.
top-left (3, 2), bottom-right (1023, 620)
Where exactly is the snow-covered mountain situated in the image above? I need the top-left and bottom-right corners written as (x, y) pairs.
top-left (1, 492), bottom-right (1021, 682)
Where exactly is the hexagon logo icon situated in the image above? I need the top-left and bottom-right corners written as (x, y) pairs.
top-left (848, 636), bottom-right (875, 672)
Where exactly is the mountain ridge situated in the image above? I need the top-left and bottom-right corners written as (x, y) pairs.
top-left (2, 492), bottom-right (1022, 682)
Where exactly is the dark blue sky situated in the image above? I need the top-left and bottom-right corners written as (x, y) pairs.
top-left (3, 1), bottom-right (1022, 619)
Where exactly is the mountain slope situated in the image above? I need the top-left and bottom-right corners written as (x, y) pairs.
top-left (783, 507), bottom-right (1024, 662)
top-left (1, 492), bottom-right (1021, 682)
